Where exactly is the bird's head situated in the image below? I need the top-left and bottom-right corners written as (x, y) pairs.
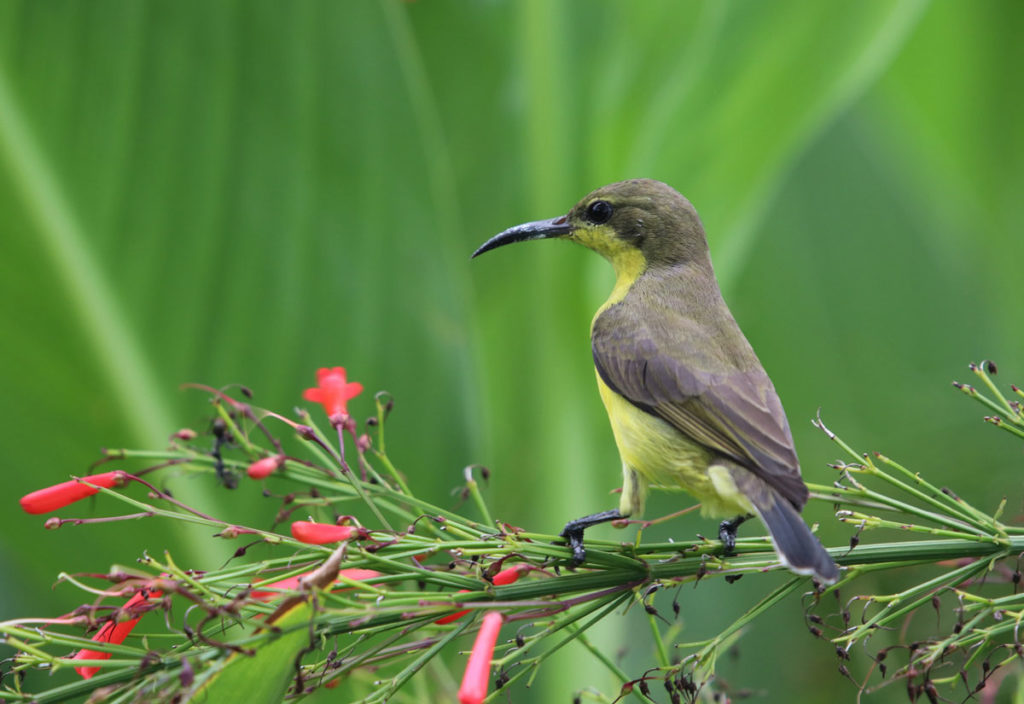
top-left (472, 179), bottom-right (710, 273)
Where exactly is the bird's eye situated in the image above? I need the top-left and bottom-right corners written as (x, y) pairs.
top-left (584, 200), bottom-right (614, 225)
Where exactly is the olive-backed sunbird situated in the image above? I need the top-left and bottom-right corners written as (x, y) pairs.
top-left (472, 179), bottom-right (838, 584)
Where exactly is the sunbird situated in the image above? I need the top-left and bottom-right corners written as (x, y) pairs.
top-left (473, 179), bottom-right (838, 584)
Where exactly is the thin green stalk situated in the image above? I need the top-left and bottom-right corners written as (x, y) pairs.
top-left (569, 627), bottom-right (657, 704)
top-left (815, 415), bottom-right (994, 530)
top-left (464, 467), bottom-right (495, 529)
top-left (648, 612), bottom-right (670, 668)
top-left (362, 625), bottom-right (467, 703)
top-left (329, 628), bottom-right (417, 687)
top-left (956, 382), bottom-right (1017, 420)
top-left (372, 449), bottom-right (413, 497)
top-left (836, 458), bottom-right (993, 535)
top-left (496, 592), bottom-right (632, 694)
top-left (3, 634), bottom-right (68, 667)
top-left (986, 419), bottom-right (1024, 440)
top-left (835, 510), bottom-right (1005, 543)
top-left (873, 452), bottom-right (1005, 532)
top-left (971, 363), bottom-right (1019, 418)
top-left (212, 401), bottom-right (262, 455)
top-left (835, 559), bottom-right (993, 645)
top-left (336, 425), bottom-right (393, 530)
top-left (921, 610), bottom-right (995, 669)
top-left (700, 577), bottom-right (802, 653)
top-left (81, 484), bottom-right (302, 549)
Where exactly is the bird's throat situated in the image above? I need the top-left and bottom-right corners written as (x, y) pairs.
top-left (593, 247), bottom-right (647, 323)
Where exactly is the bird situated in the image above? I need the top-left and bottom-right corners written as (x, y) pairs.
top-left (472, 179), bottom-right (838, 584)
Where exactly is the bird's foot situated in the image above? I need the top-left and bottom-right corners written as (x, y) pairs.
top-left (558, 509), bottom-right (622, 568)
top-left (718, 514), bottom-right (752, 556)
top-left (559, 526), bottom-right (587, 567)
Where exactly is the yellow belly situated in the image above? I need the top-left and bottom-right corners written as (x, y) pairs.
top-left (596, 372), bottom-right (753, 518)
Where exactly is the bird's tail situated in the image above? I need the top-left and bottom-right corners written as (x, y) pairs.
top-left (729, 466), bottom-right (839, 584)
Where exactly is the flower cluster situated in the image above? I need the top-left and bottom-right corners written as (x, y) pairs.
top-left (16, 368), bottom-right (373, 682)
top-left (12, 365), bottom-right (552, 703)
top-left (17, 369), bottom-right (364, 516)
top-left (14, 366), bottom-right (528, 699)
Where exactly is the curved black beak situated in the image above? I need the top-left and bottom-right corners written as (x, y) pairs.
top-left (471, 216), bottom-right (572, 258)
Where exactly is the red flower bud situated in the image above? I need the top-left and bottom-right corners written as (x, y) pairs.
top-left (20, 472), bottom-right (125, 515)
top-left (492, 564), bottom-right (527, 586)
top-left (246, 455), bottom-right (284, 479)
top-left (303, 367), bottom-right (364, 419)
top-left (458, 611), bottom-right (505, 704)
top-left (72, 589), bottom-right (161, 679)
top-left (290, 521), bottom-right (359, 545)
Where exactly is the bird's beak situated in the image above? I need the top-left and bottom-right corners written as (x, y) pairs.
top-left (471, 216), bottom-right (572, 258)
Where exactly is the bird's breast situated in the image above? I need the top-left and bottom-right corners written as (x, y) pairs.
top-left (595, 372), bottom-right (752, 517)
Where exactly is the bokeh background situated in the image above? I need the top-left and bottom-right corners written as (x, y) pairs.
top-left (1, 1), bottom-right (1022, 702)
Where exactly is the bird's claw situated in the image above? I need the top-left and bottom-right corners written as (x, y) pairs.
top-left (559, 527), bottom-right (587, 567)
top-left (718, 514), bottom-right (750, 557)
top-left (718, 521), bottom-right (737, 556)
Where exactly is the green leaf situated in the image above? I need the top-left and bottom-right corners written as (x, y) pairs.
top-left (193, 600), bottom-right (313, 704)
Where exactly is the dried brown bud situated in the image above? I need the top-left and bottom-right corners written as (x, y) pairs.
top-left (356, 434), bottom-right (372, 452)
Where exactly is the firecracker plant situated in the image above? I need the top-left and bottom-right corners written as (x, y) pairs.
top-left (2, 362), bottom-right (1024, 703)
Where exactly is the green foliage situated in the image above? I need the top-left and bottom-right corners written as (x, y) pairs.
top-left (1, 2), bottom-right (1023, 702)
top-left (2, 364), bottom-right (1023, 703)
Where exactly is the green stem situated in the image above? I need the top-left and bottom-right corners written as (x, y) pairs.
top-left (835, 510), bottom-right (1004, 544)
top-left (971, 363), bottom-right (1019, 418)
top-left (570, 627), bottom-right (657, 704)
top-left (373, 449), bottom-right (413, 496)
top-left (497, 592), bottom-right (632, 694)
top-left (873, 452), bottom-right (1004, 532)
top-left (336, 424), bottom-right (393, 530)
top-left (835, 558), bottom-right (992, 645)
top-left (648, 612), bottom-right (670, 668)
top-left (464, 466), bottom-right (495, 529)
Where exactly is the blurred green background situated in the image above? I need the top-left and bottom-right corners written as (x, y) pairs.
top-left (1, 1), bottom-right (1022, 701)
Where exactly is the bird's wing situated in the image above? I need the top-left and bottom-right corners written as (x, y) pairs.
top-left (592, 304), bottom-right (809, 508)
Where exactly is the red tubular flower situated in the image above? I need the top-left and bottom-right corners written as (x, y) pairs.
top-left (246, 455), bottom-right (284, 479)
top-left (290, 520), bottom-right (360, 545)
top-left (303, 367), bottom-right (363, 419)
top-left (458, 611), bottom-right (505, 704)
top-left (492, 564), bottom-right (527, 586)
top-left (20, 472), bottom-right (125, 515)
top-left (250, 568), bottom-right (381, 600)
top-left (72, 589), bottom-right (162, 679)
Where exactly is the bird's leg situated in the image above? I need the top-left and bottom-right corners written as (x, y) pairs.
top-left (559, 510), bottom-right (623, 566)
top-left (718, 513), bottom-right (753, 556)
